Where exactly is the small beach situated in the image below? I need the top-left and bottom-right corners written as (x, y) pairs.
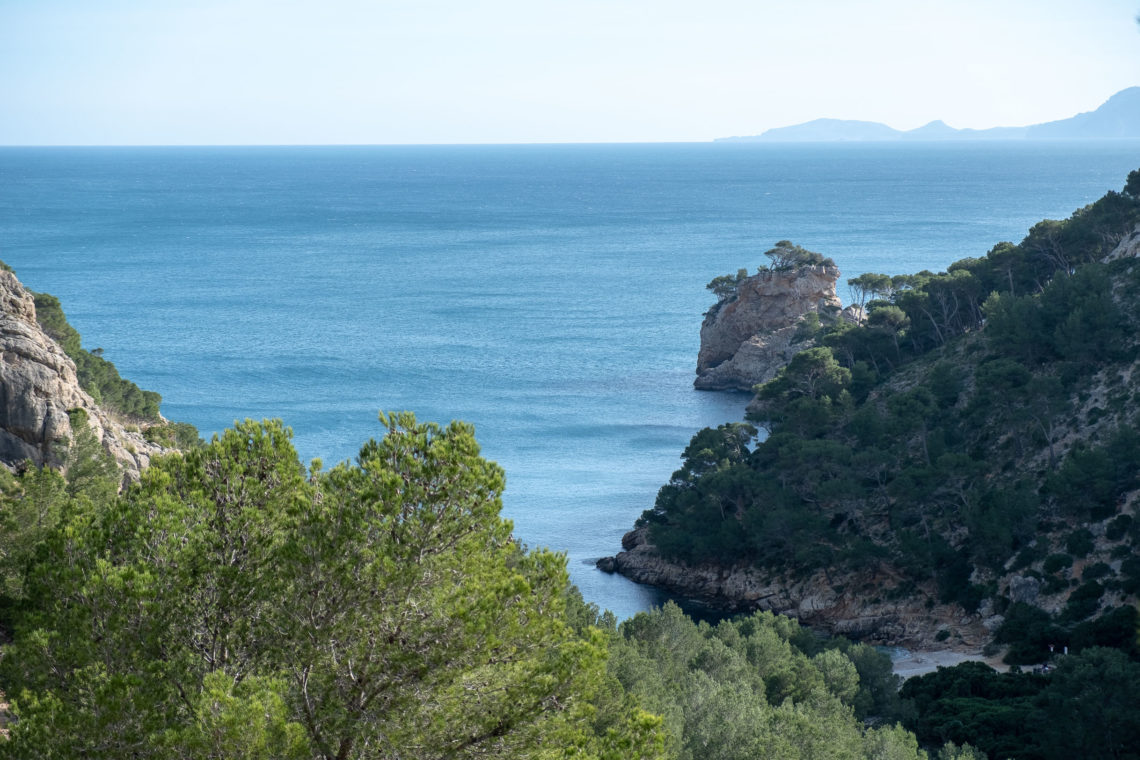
top-left (891, 649), bottom-right (1010, 679)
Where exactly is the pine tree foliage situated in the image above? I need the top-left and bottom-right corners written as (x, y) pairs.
top-left (643, 170), bottom-right (1140, 626)
top-left (0, 415), bottom-right (666, 760)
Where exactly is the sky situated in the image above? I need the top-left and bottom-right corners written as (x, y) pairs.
top-left (1, 0), bottom-right (1138, 145)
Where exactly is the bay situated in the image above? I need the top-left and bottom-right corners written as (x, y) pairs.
top-left (1, 142), bottom-right (1137, 619)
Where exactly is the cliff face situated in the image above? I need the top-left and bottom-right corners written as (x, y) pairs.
top-left (0, 269), bottom-right (166, 479)
top-left (695, 265), bottom-right (842, 391)
top-left (604, 528), bottom-right (991, 649)
top-left (1105, 222), bottom-right (1140, 262)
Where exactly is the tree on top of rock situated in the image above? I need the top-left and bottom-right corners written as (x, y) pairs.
top-left (762, 241), bottom-right (836, 272)
top-left (706, 268), bottom-right (750, 301)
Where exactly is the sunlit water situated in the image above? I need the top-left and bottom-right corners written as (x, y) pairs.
top-left (1, 142), bottom-right (1137, 618)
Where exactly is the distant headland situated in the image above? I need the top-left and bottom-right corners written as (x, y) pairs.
top-left (717, 86), bottom-right (1140, 142)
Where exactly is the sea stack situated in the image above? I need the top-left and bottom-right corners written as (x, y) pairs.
top-left (694, 264), bottom-right (842, 391)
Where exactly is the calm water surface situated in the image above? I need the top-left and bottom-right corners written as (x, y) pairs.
top-left (1, 142), bottom-right (1137, 618)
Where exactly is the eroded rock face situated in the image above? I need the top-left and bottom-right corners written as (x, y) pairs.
top-left (0, 269), bottom-right (166, 479)
top-left (695, 265), bottom-right (842, 391)
top-left (1104, 223), bottom-right (1140, 261)
top-left (1008, 575), bottom-right (1041, 605)
top-left (694, 325), bottom-right (804, 391)
top-left (599, 527), bottom-right (990, 649)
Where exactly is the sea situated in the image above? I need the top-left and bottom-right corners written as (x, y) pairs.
top-left (1, 142), bottom-right (1138, 619)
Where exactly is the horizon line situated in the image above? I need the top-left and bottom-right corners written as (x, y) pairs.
top-left (5, 137), bottom-right (1140, 149)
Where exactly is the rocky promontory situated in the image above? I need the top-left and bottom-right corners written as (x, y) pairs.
top-left (695, 264), bottom-right (842, 391)
top-left (0, 268), bottom-right (167, 479)
top-left (600, 527), bottom-right (991, 649)
top-left (602, 181), bottom-right (1140, 654)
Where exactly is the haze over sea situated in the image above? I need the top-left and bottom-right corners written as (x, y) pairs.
top-left (1, 142), bottom-right (1138, 618)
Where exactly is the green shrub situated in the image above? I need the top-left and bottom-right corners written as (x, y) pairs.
top-left (1120, 557), bottom-right (1140, 594)
top-left (143, 422), bottom-right (203, 450)
top-left (995, 603), bottom-right (1061, 664)
top-left (1065, 529), bottom-right (1095, 558)
top-left (1068, 606), bottom-right (1140, 656)
top-left (1106, 514), bottom-right (1132, 541)
top-left (1011, 544), bottom-right (1044, 570)
top-left (1043, 553), bottom-right (1073, 574)
top-left (1082, 562), bottom-right (1111, 581)
top-left (1061, 581), bottom-right (1104, 622)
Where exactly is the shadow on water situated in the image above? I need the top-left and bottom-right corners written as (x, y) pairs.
top-left (669, 596), bottom-right (743, 626)
top-left (593, 570), bottom-right (747, 626)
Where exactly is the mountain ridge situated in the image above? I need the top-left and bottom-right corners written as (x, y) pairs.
top-left (717, 87), bottom-right (1140, 142)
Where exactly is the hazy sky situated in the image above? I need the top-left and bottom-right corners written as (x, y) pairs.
top-left (2, 0), bottom-right (1138, 144)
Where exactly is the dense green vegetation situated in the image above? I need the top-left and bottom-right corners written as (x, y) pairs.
top-left (141, 420), bottom-right (206, 450)
top-left (0, 409), bottom-right (117, 601)
top-left (32, 291), bottom-right (164, 421)
top-left (3, 411), bottom-right (999, 759)
top-left (0, 415), bottom-right (668, 759)
top-left (594, 602), bottom-right (933, 760)
top-left (900, 652), bottom-right (1140, 760)
top-left (642, 170), bottom-right (1140, 628)
top-left (4, 173), bottom-right (1139, 760)
top-left (992, 601), bottom-right (1139, 665)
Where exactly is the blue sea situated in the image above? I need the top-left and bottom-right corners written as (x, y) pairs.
top-left (1, 142), bottom-right (1138, 618)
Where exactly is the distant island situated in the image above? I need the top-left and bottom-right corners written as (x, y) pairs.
top-left (717, 86), bottom-right (1140, 142)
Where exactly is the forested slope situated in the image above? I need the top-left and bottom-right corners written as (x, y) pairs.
top-left (0, 412), bottom-right (968, 759)
top-left (637, 169), bottom-right (1140, 656)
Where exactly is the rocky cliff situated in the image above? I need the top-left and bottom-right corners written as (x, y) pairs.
top-left (0, 268), bottom-right (166, 480)
top-left (600, 527), bottom-right (990, 649)
top-left (1105, 222), bottom-right (1140, 262)
top-left (606, 176), bottom-right (1140, 654)
top-left (695, 265), bottom-right (842, 391)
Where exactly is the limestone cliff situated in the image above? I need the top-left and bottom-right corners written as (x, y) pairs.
top-left (695, 265), bottom-right (842, 391)
top-left (1105, 222), bottom-right (1140, 262)
top-left (601, 528), bottom-right (990, 649)
top-left (0, 268), bottom-right (167, 480)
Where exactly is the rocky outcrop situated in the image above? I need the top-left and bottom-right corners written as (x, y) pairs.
top-left (0, 269), bottom-right (167, 480)
top-left (695, 265), bottom-right (842, 391)
top-left (695, 325), bottom-right (806, 392)
top-left (599, 527), bottom-right (990, 648)
top-left (1104, 223), bottom-right (1140, 262)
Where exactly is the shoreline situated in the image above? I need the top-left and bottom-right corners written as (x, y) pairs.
top-left (890, 648), bottom-right (1009, 679)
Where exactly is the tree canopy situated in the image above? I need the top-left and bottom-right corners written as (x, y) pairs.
top-left (642, 168), bottom-right (1140, 639)
top-left (762, 240), bottom-right (836, 271)
top-left (0, 415), bottom-right (665, 759)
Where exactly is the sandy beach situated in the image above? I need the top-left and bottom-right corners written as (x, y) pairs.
top-left (891, 649), bottom-right (1009, 679)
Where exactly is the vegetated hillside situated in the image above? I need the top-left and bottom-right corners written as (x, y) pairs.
top-left (0, 259), bottom-right (199, 451)
top-left (588, 600), bottom-right (939, 760)
top-left (0, 416), bottom-right (666, 759)
top-left (1, 412), bottom-right (966, 760)
top-left (0, 264), bottom-right (201, 481)
top-left (31, 290), bottom-right (200, 449)
top-left (898, 652), bottom-right (1140, 760)
top-left (639, 169), bottom-right (1140, 657)
top-left (31, 290), bottom-right (162, 423)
